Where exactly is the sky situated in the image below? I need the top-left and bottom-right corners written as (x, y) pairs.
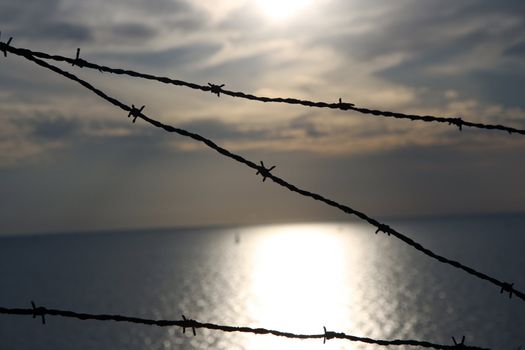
top-left (1, 0), bottom-right (524, 234)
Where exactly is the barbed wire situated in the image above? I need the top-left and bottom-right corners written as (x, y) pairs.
top-left (3, 42), bottom-right (523, 305)
top-left (0, 303), bottom-right (489, 350)
top-left (1, 40), bottom-right (524, 136)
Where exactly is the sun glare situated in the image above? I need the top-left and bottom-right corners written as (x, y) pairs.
top-left (225, 222), bottom-right (394, 350)
top-left (256, 0), bottom-right (312, 21)
top-left (247, 224), bottom-right (354, 349)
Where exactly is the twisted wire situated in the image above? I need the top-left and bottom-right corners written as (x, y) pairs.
top-left (0, 304), bottom-right (489, 350)
top-left (3, 42), bottom-right (522, 304)
top-left (1, 42), bottom-right (524, 135)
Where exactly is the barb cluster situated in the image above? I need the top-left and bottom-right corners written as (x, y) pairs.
top-left (0, 41), bottom-right (524, 135)
top-left (0, 304), bottom-right (489, 350)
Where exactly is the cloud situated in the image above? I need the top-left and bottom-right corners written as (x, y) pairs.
top-left (322, 0), bottom-right (525, 60)
top-left (0, 0), bottom-right (208, 48)
top-left (308, 0), bottom-right (525, 111)
top-left (0, 0), bottom-right (94, 43)
top-left (2, 0), bottom-right (524, 162)
top-left (21, 22), bottom-right (93, 42)
top-left (108, 23), bottom-right (158, 41)
top-left (504, 41), bottom-right (525, 57)
top-left (0, 114), bottom-right (62, 167)
top-left (0, 104), bottom-right (170, 168)
top-left (178, 118), bottom-right (266, 141)
top-left (27, 115), bottom-right (80, 141)
top-left (288, 114), bottom-right (328, 138)
top-left (0, 0), bottom-right (60, 24)
top-left (95, 42), bottom-right (222, 68)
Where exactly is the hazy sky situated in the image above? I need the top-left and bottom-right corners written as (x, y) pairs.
top-left (1, 0), bottom-right (524, 234)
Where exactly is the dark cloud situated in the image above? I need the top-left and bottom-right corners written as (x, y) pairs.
top-left (7, 113), bottom-right (82, 143)
top-left (467, 68), bottom-right (525, 109)
top-left (110, 23), bottom-right (157, 41)
top-left (504, 41), bottom-right (525, 57)
top-left (0, 0), bottom-right (202, 44)
top-left (0, 0), bottom-right (93, 42)
top-left (378, 61), bottom-right (525, 109)
top-left (6, 111), bottom-right (164, 145)
top-left (123, 0), bottom-right (192, 14)
top-left (320, 0), bottom-right (525, 61)
top-left (315, 0), bottom-right (525, 108)
top-left (21, 22), bottom-right (93, 42)
top-left (0, 0), bottom-right (60, 23)
top-left (288, 114), bottom-right (327, 138)
top-left (178, 118), bottom-right (267, 141)
top-left (30, 116), bottom-right (80, 141)
top-left (0, 65), bottom-right (34, 92)
top-left (95, 42), bottom-right (222, 68)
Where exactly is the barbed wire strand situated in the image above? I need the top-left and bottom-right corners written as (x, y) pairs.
top-left (0, 304), bottom-right (489, 350)
top-left (1, 41), bottom-right (524, 136)
top-left (3, 43), bottom-right (523, 304)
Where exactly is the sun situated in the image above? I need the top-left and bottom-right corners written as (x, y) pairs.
top-left (255, 0), bottom-right (312, 21)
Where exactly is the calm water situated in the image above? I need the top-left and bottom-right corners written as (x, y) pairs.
top-left (0, 215), bottom-right (524, 350)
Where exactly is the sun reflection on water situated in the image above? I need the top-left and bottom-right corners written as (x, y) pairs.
top-left (243, 223), bottom-right (361, 350)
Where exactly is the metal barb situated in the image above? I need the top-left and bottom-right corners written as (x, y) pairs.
top-left (338, 98), bottom-right (354, 110)
top-left (30, 301), bottom-right (46, 324)
top-left (181, 315), bottom-right (196, 336)
top-left (375, 224), bottom-right (391, 236)
top-left (322, 326), bottom-right (334, 344)
top-left (452, 336), bottom-right (466, 348)
top-left (0, 32), bottom-right (13, 57)
top-left (71, 48), bottom-right (81, 67)
top-left (128, 104), bottom-right (145, 123)
top-left (255, 161), bottom-right (276, 182)
top-left (208, 83), bottom-right (225, 97)
top-left (501, 282), bottom-right (514, 299)
top-left (71, 48), bottom-right (87, 68)
top-left (448, 118), bottom-right (463, 131)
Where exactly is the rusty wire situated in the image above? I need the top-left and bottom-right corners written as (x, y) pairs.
top-left (0, 41), bottom-right (524, 135)
top-left (2, 42), bottom-right (522, 305)
top-left (0, 303), bottom-right (489, 350)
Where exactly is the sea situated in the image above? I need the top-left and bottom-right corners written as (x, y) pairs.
top-left (0, 214), bottom-right (524, 350)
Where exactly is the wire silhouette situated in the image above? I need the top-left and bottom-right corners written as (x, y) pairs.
top-left (0, 303), bottom-right (489, 350)
top-left (1, 41), bottom-right (524, 136)
top-left (3, 43), bottom-right (522, 304)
